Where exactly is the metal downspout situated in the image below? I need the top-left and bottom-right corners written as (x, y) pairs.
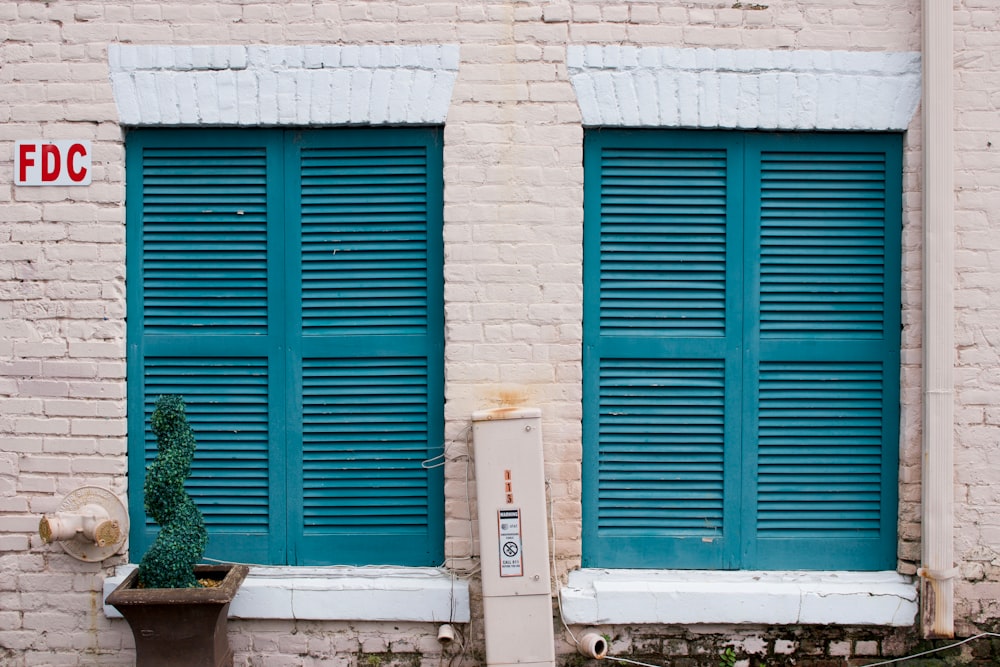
top-left (919, 0), bottom-right (956, 639)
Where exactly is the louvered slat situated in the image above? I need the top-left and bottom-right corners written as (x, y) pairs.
top-left (143, 360), bottom-right (271, 530)
top-left (598, 359), bottom-right (726, 534)
top-left (301, 358), bottom-right (430, 530)
top-left (759, 151), bottom-right (887, 337)
top-left (756, 362), bottom-right (884, 535)
top-left (599, 148), bottom-right (728, 337)
top-left (300, 147), bottom-right (429, 335)
top-left (141, 148), bottom-right (268, 334)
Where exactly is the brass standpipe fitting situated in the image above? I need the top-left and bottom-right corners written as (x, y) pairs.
top-left (38, 487), bottom-right (128, 562)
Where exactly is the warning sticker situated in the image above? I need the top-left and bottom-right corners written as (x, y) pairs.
top-left (497, 508), bottom-right (524, 577)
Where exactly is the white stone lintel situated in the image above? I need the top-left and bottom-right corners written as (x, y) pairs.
top-left (560, 569), bottom-right (918, 627)
top-left (108, 44), bottom-right (460, 126)
top-left (567, 46), bottom-right (921, 131)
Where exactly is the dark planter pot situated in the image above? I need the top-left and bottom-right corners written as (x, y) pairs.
top-left (106, 564), bottom-right (250, 667)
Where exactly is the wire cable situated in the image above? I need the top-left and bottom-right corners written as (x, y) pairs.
top-left (546, 458), bottom-right (671, 667)
top-left (860, 632), bottom-right (1000, 666)
top-left (547, 478), bottom-right (581, 647)
top-left (608, 658), bottom-right (668, 667)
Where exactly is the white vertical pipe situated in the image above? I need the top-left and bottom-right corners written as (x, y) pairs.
top-left (920, 0), bottom-right (955, 639)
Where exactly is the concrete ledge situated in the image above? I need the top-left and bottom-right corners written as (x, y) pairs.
top-left (567, 46), bottom-right (921, 131)
top-left (560, 569), bottom-right (918, 626)
top-left (104, 565), bottom-right (470, 623)
top-left (108, 44), bottom-right (460, 126)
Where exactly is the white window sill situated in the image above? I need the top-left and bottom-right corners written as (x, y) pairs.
top-left (104, 565), bottom-right (470, 623)
top-left (560, 569), bottom-right (917, 626)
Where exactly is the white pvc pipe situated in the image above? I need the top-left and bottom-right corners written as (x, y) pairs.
top-left (437, 624), bottom-right (455, 644)
top-left (920, 0), bottom-right (955, 639)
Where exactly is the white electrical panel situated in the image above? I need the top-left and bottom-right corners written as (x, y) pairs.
top-left (482, 596), bottom-right (557, 666)
top-left (472, 407), bottom-right (555, 667)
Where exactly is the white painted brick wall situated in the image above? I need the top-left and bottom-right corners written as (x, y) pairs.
top-left (4, 0), bottom-right (998, 663)
top-left (951, 0), bottom-right (1000, 634)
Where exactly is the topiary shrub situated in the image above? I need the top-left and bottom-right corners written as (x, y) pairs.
top-left (138, 394), bottom-right (208, 589)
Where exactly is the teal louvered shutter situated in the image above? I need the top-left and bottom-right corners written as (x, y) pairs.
top-left (126, 131), bottom-right (286, 564)
top-left (127, 128), bottom-right (444, 567)
top-left (582, 132), bottom-right (745, 568)
top-left (583, 130), bottom-right (900, 570)
top-left (744, 133), bottom-right (900, 569)
top-left (287, 130), bottom-right (444, 565)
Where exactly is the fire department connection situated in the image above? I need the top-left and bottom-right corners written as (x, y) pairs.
top-left (471, 407), bottom-right (606, 666)
top-left (15, 140), bottom-right (92, 186)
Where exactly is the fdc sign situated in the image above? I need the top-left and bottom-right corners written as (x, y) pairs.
top-left (15, 140), bottom-right (92, 186)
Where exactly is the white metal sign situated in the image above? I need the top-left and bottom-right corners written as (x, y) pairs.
top-left (15, 140), bottom-right (92, 186)
top-left (497, 508), bottom-right (524, 577)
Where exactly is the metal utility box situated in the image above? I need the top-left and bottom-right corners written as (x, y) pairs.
top-left (472, 407), bottom-right (555, 667)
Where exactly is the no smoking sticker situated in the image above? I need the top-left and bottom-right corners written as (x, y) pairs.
top-left (497, 508), bottom-right (523, 577)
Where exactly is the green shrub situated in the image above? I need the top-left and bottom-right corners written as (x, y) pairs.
top-left (137, 395), bottom-right (208, 589)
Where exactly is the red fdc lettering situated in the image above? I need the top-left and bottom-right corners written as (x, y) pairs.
top-left (41, 144), bottom-right (60, 182)
top-left (18, 144), bottom-right (36, 183)
top-left (67, 143), bottom-right (88, 183)
top-left (16, 140), bottom-right (90, 186)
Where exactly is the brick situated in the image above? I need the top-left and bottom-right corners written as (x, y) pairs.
top-left (0, 612), bottom-right (21, 631)
top-left (17, 380), bottom-right (69, 398)
top-left (828, 640), bottom-right (851, 657)
top-left (13, 418), bottom-right (70, 435)
top-left (0, 535), bottom-right (30, 552)
top-left (18, 457), bottom-right (71, 474)
top-left (0, 497), bottom-right (29, 513)
top-left (69, 419), bottom-right (127, 437)
top-left (16, 476), bottom-right (57, 494)
top-left (0, 515), bottom-right (42, 533)
top-left (67, 341), bottom-right (123, 358)
top-left (69, 457), bottom-right (126, 475)
top-left (14, 435), bottom-right (65, 457)
top-left (21, 612), bottom-right (79, 632)
top-left (68, 381), bottom-right (126, 399)
top-left (0, 631), bottom-right (37, 651)
top-left (855, 640), bottom-right (880, 656)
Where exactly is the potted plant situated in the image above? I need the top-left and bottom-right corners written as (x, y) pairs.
top-left (106, 395), bottom-right (249, 667)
